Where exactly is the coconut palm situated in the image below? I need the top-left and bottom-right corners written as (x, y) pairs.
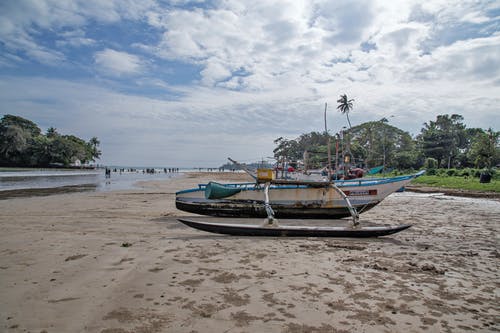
top-left (88, 137), bottom-right (102, 161)
top-left (337, 94), bottom-right (354, 128)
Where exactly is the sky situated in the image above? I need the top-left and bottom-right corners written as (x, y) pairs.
top-left (0, 0), bottom-right (499, 167)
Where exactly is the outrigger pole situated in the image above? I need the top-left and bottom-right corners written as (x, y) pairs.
top-left (227, 157), bottom-right (257, 180)
top-left (332, 184), bottom-right (359, 226)
top-left (228, 158), bottom-right (278, 226)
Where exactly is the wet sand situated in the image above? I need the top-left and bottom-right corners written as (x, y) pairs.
top-left (0, 184), bottom-right (98, 200)
top-left (0, 172), bottom-right (498, 332)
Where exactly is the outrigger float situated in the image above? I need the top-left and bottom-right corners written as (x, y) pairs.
top-left (177, 219), bottom-right (412, 238)
top-left (175, 165), bottom-right (424, 237)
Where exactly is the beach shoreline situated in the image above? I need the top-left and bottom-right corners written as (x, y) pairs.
top-left (0, 172), bottom-right (498, 332)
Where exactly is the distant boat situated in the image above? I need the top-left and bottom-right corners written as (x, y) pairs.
top-left (175, 171), bottom-right (425, 219)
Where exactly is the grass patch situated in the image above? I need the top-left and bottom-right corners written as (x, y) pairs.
top-left (413, 175), bottom-right (500, 192)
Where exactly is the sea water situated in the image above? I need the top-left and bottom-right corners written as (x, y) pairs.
top-left (0, 168), bottom-right (180, 192)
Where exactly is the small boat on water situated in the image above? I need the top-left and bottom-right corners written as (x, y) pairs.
top-left (175, 170), bottom-right (425, 220)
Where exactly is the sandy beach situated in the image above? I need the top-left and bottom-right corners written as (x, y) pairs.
top-left (0, 172), bottom-right (498, 333)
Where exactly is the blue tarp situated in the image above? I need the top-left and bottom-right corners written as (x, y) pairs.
top-left (367, 166), bottom-right (383, 175)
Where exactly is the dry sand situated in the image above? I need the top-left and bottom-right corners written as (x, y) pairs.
top-left (0, 172), bottom-right (498, 333)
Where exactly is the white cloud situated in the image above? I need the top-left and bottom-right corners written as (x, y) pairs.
top-left (200, 60), bottom-right (232, 86)
top-left (1, 0), bottom-right (500, 165)
top-left (2, 72), bottom-right (499, 166)
top-left (0, 0), bottom-right (156, 65)
top-left (409, 34), bottom-right (500, 82)
top-left (94, 49), bottom-right (145, 76)
top-left (56, 29), bottom-right (95, 47)
top-left (460, 11), bottom-right (490, 24)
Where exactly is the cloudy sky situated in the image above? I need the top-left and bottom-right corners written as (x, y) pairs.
top-left (0, 0), bottom-right (499, 167)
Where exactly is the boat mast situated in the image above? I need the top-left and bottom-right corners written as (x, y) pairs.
top-left (303, 150), bottom-right (309, 174)
top-left (324, 102), bottom-right (332, 182)
top-left (335, 136), bottom-right (339, 176)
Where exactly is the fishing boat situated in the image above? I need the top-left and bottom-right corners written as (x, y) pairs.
top-left (175, 170), bottom-right (425, 220)
top-left (175, 103), bottom-right (423, 237)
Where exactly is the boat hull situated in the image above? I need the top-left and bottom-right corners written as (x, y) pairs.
top-left (176, 198), bottom-right (379, 218)
top-left (175, 173), bottom-right (422, 219)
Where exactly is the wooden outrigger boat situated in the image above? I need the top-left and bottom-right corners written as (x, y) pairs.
top-left (175, 104), bottom-right (423, 237)
top-left (175, 170), bottom-right (424, 237)
top-left (175, 171), bottom-right (424, 220)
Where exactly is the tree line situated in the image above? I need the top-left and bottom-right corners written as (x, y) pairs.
top-left (273, 113), bottom-right (499, 171)
top-left (0, 115), bottom-right (101, 167)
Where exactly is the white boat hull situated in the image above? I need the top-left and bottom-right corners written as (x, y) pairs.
top-left (175, 173), bottom-right (421, 219)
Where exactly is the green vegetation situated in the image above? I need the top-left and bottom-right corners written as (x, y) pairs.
top-left (0, 115), bottom-right (101, 167)
top-left (413, 175), bottom-right (499, 192)
top-left (271, 107), bottom-right (499, 193)
top-left (273, 113), bottom-right (499, 172)
top-left (419, 114), bottom-right (466, 168)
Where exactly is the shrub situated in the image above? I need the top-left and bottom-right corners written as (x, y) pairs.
top-left (427, 168), bottom-right (437, 175)
top-left (460, 169), bottom-right (470, 177)
top-left (446, 169), bottom-right (457, 177)
top-left (436, 169), bottom-right (448, 177)
top-left (424, 158), bottom-right (438, 169)
top-left (483, 168), bottom-right (498, 179)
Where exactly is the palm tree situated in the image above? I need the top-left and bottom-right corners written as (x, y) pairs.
top-left (337, 94), bottom-right (354, 128)
top-left (88, 137), bottom-right (101, 161)
top-left (46, 127), bottom-right (58, 138)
